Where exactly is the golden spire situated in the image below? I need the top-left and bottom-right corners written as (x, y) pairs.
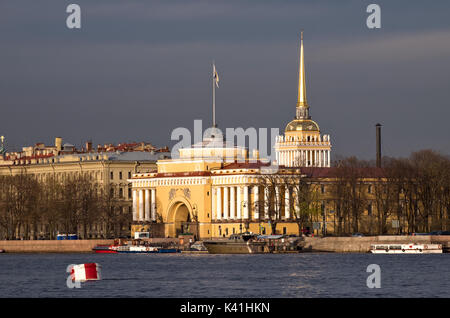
top-left (297, 31), bottom-right (308, 108)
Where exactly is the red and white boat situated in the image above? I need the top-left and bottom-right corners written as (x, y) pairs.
top-left (92, 244), bottom-right (119, 254)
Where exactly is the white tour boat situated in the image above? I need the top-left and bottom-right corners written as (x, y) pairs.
top-left (370, 243), bottom-right (443, 254)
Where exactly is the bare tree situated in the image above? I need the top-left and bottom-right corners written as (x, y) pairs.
top-left (260, 172), bottom-right (285, 235)
top-left (289, 172), bottom-right (322, 236)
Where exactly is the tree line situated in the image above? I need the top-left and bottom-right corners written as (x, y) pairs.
top-left (0, 173), bottom-right (129, 240)
top-left (329, 150), bottom-right (450, 235)
top-left (260, 149), bottom-right (450, 236)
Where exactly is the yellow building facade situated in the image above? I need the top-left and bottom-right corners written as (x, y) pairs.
top-left (130, 35), bottom-right (338, 239)
top-left (0, 138), bottom-right (168, 239)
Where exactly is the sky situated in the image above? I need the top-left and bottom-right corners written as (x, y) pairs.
top-left (1, 0), bottom-right (449, 160)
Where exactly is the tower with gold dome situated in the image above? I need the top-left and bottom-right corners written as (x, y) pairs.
top-left (275, 32), bottom-right (331, 167)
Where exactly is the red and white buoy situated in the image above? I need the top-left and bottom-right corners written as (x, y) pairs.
top-left (70, 263), bottom-right (101, 282)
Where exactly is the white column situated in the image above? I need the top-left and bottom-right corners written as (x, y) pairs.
top-left (236, 186), bottom-right (242, 219)
top-left (322, 150), bottom-right (326, 167)
top-left (253, 186), bottom-right (259, 219)
top-left (132, 189), bottom-right (137, 221)
top-left (264, 187), bottom-right (269, 219)
top-left (138, 189), bottom-right (144, 222)
top-left (327, 150), bottom-right (331, 167)
top-left (306, 151), bottom-right (309, 167)
top-left (217, 187), bottom-right (222, 220)
top-left (322, 150), bottom-right (325, 167)
top-left (285, 188), bottom-right (290, 219)
top-left (223, 187), bottom-right (229, 220)
top-left (151, 189), bottom-right (156, 221)
top-left (230, 186), bottom-right (235, 220)
top-left (243, 185), bottom-right (249, 219)
top-left (212, 187), bottom-right (216, 220)
top-left (318, 150), bottom-right (322, 167)
top-left (317, 150), bottom-right (320, 167)
top-left (275, 186), bottom-right (280, 220)
top-left (144, 189), bottom-right (150, 221)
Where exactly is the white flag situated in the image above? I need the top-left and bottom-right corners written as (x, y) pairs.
top-left (213, 64), bottom-right (219, 88)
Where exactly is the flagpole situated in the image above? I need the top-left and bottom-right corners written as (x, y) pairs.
top-left (212, 61), bottom-right (216, 128)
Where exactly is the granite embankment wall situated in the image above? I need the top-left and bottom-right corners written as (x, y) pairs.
top-left (302, 235), bottom-right (450, 253)
top-left (0, 240), bottom-right (115, 253)
top-left (0, 238), bottom-right (182, 253)
top-left (2, 236), bottom-right (449, 253)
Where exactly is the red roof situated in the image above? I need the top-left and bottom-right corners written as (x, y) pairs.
top-left (222, 161), bottom-right (272, 170)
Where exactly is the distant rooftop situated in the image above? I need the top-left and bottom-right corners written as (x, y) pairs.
top-left (0, 137), bottom-right (170, 166)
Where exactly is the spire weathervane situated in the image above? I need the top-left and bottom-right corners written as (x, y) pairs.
top-left (296, 31), bottom-right (310, 119)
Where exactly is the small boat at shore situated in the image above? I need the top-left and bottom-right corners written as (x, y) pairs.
top-left (92, 244), bottom-right (120, 254)
top-left (115, 245), bottom-right (181, 254)
top-left (203, 233), bottom-right (268, 254)
top-left (370, 243), bottom-right (443, 254)
top-left (93, 239), bottom-right (181, 254)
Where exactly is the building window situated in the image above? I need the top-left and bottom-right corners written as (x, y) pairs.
top-left (262, 227), bottom-right (266, 235)
top-left (110, 172), bottom-right (114, 180)
top-left (368, 185), bottom-right (372, 194)
top-left (207, 191), bottom-right (209, 196)
top-left (119, 171), bottom-right (123, 180)
top-left (283, 227), bottom-right (287, 235)
top-left (368, 203), bottom-right (373, 215)
top-left (119, 188), bottom-right (123, 198)
top-left (128, 187), bottom-right (132, 198)
top-left (321, 185), bottom-right (325, 194)
top-left (128, 171), bottom-right (132, 179)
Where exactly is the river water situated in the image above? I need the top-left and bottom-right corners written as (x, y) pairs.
top-left (0, 253), bottom-right (448, 298)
